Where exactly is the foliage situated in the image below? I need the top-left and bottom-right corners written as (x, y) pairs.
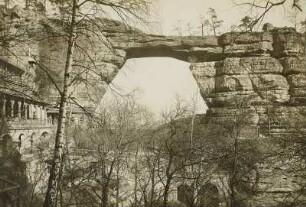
top-left (239, 16), bottom-right (254, 31)
top-left (234, 0), bottom-right (303, 30)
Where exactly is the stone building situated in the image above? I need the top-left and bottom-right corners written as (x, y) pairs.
top-left (0, 56), bottom-right (53, 206)
top-left (0, 53), bottom-right (96, 206)
top-left (47, 105), bottom-right (94, 126)
top-left (0, 56), bottom-right (52, 154)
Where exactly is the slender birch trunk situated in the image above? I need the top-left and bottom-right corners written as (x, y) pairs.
top-left (43, 0), bottom-right (78, 206)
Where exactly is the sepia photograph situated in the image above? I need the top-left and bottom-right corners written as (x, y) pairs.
top-left (0, 0), bottom-right (306, 206)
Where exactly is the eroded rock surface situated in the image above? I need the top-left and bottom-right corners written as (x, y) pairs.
top-left (1, 17), bottom-right (305, 138)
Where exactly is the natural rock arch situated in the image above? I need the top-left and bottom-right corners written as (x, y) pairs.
top-left (100, 23), bottom-right (305, 137)
top-left (30, 19), bottom-right (305, 127)
top-left (87, 20), bottom-right (304, 126)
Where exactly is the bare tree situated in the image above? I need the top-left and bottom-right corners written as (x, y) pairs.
top-left (233, 0), bottom-right (303, 29)
top-left (172, 20), bottom-right (184, 36)
top-left (201, 8), bottom-right (223, 36)
top-left (52, 98), bottom-right (153, 207)
top-left (143, 98), bottom-right (210, 207)
top-left (34, 1), bottom-right (151, 206)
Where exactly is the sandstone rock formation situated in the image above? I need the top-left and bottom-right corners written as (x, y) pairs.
top-left (1, 15), bottom-right (306, 206)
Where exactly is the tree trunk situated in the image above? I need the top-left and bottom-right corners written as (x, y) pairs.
top-left (230, 128), bottom-right (239, 207)
top-left (101, 185), bottom-right (109, 207)
top-left (162, 179), bottom-right (171, 207)
top-left (163, 156), bottom-right (173, 207)
top-left (150, 163), bottom-right (155, 207)
top-left (43, 0), bottom-right (78, 206)
top-left (134, 150), bottom-right (139, 207)
top-left (25, 0), bottom-right (29, 9)
top-left (115, 162), bottom-right (120, 207)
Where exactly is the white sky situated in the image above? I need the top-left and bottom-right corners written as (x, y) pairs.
top-left (101, 0), bottom-right (306, 118)
top-left (146, 0), bottom-right (306, 35)
top-left (102, 58), bottom-right (207, 116)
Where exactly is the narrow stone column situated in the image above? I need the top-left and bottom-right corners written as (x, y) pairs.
top-left (10, 99), bottom-right (15, 118)
top-left (33, 104), bottom-right (37, 119)
top-left (24, 102), bottom-right (28, 120)
top-left (40, 106), bottom-right (43, 121)
top-left (39, 106), bottom-right (43, 121)
top-left (28, 103), bottom-right (33, 119)
top-left (46, 108), bottom-right (48, 121)
top-left (2, 97), bottom-right (6, 117)
top-left (17, 101), bottom-right (22, 119)
top-left (44, 107), bottom-right (48, 123)
top-left (43, 107), bottom-right (48, 123)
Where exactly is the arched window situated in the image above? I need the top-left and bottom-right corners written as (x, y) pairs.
top-left (197, 183), bottom-right (219, 207)
top-left (18, 134), bottom-right (24, 149)
top-left (177, 184), bottom-right (194, 207)
top-left (30, 133), bottom-right (36, 152)
top-left (41, 132), bottom-right (49, 139)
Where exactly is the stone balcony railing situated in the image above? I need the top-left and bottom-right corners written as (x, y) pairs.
top-left (5, 117), bottom-right (55, 130)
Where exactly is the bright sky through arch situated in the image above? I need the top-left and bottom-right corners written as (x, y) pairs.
top-left (101, 58), bottom-right (207, 117)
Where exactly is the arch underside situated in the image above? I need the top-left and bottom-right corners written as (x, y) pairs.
top-left (125, 46), bottom-right (225, 63)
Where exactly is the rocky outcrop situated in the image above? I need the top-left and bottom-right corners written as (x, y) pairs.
top-left (98, 21), bottom-right (306, 142)
top-left (2, 17), bottom-right (305, 135)
top-left (100, 20), bottom-right (305, 117)
top-left (2, 17), bottom-right (305, 108)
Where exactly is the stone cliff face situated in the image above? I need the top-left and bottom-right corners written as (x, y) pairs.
top-left (191, 29), bottom-right (306, 206)
top-left (189, 29), bottom-right (305, 131)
